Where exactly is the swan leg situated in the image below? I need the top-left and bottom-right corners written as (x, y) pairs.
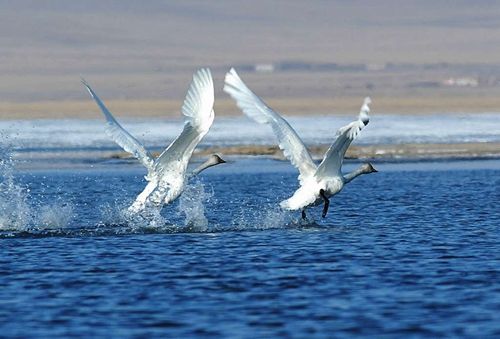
top-left (319, 189), bottom-right (330, 218)
top-left (301, 209), bottom-right (307, 220)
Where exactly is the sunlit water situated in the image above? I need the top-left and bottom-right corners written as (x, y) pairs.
top-left (1, 156), bottom-right (499, 337)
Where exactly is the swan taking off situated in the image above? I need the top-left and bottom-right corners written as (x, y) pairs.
top-left (82, 68), bottom-right (225, 213)
top-left (224, 68), bottom-right (377, 219)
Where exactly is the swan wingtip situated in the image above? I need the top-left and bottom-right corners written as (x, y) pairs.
top-left (80, 75), bottom-right (90, 88)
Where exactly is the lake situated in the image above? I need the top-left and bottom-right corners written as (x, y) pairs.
top-left (0, 157), bottom-right (499, 337)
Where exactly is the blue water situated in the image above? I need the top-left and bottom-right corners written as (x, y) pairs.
top-left (1, 158), bottom-right (499, 337)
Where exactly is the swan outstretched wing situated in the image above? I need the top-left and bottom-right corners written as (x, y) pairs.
top-left (154, 68), bottom-right (215, 178)
top-left (223, 68), bottom-right (317, 183)
top-left (82, 79), bottom-right (155, 172)
top-left (315, 97), bottom-right (371, 178)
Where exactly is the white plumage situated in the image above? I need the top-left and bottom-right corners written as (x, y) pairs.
top-left (224, 68), bottom-right (377, 219)
top-left (224, 68), bottom-right (317, 185)
top-left (83, 68), bottom-right (222, 213)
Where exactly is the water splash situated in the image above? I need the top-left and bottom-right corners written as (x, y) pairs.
top-left (0, 143), bottom-right (75, 231)
top-left (0, 147), bottom-right (32, 230)
top-left (261, 206), bottom-right (290, 229)
top-left (97, 180), bottom-right (213, 233)
top-left (0, 139), bottom-right (304, 236)
top-left (38, 202), bottom-right (74, 229)
top-left (177, 180), bottom-right (211, 232)
top-left (98, 189), bottom-right (180, 233)
top-left (228, 201), bottom-right (292, 231)
top-left (100, 199), bottom-right (170, 232)
top-left (126, 207), bottom-right (168, 230)
top-left (100, 201), bottom-right (130, 226)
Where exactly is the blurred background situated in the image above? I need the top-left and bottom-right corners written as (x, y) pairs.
top-left (1, 0), bottom-right (500, 118)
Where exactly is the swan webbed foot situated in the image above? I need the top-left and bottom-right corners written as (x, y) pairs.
top-left (301, 209), bottom-right (307, 220)
top-left (319, 189), bottom-right (330, 218)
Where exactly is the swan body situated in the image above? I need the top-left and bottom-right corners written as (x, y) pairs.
top-left (83, 68), bottom-right (224, 213)
top-left (224, 68), bottom-right (377, 218)
top-left (280, 176), bottom-right (343, 211)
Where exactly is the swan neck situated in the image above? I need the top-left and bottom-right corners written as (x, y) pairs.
top-left (343, 165), bottom-right (367, 184)
top-left (189, 159), bottom-right (220, 177)
top-left (190, 162), bottom-right (210, 177)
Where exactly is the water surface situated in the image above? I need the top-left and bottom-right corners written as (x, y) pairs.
top-left (1, 159), bottom-right (499, 337)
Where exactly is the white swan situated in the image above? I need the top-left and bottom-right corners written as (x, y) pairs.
top-left (224, 68), bottom-right (377, 219)
top-left (83, 68), bottom-right (225, 213)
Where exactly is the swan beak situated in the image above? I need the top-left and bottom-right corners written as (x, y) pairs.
top-left (367, 163), bottom-right (378, 173)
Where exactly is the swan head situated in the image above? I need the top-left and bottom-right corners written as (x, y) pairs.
top-left (199, 154), bottom-right (226, 170)
top-left (191, 154), bottom-right (226, 176)
top-left (362, 162), bottom-right (378, 173)
top-left (207, 154), bottom-right (226, 165)
top-left (343, 162), bottom-right (378, 183)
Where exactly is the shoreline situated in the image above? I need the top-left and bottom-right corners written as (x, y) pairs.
top-left (193, 142), bottom-right (500, 161)
top-left (12, 142), bottom-right (500, 171)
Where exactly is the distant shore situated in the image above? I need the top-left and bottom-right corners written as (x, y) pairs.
top-left (15, 142), bottom-right (499, 168)
top-left (1, 95), bottom-right (500, 120)
top-left (191, 142), bottom-right (500, 161)
top-left (8, 137), bottom-right (499, 173)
